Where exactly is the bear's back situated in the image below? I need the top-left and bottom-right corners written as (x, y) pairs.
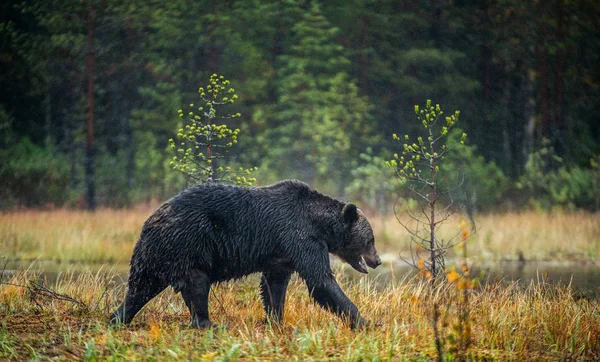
top-left (172, 180), bottom-right (311, 211)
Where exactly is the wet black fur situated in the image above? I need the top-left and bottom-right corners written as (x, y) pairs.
top-left (109, 180), bottom-right (379, 328)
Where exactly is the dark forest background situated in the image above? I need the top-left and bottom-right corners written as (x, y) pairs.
top-left (1, 0), bottom-right (599, 211)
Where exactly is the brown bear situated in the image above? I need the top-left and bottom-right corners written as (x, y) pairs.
top-left (110, 180), bottom-right (381, 328)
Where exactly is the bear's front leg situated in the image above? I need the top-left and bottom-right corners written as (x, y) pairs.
top-left (180, 270), bottom-right (212, 329)
top-left (296, 243), bottom-right (371, 329)
top-left (306, 276), bottom-right (368, 329)
top-left (260, 271), bottom-right (292, 323)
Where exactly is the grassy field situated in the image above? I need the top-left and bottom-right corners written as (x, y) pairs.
top-left (1, 209), bottom-right (599, 263)
top-left (1, 209), bottom-right (600, 360)
top-left (1, 268), bottom-right (599, 361)
top-left (372, 211), bottom-right (600, 262)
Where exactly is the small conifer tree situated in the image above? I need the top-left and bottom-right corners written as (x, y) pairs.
top-left (386, 99), bottom-right (466, 278)
top-left (169, 74), bottom-right (257, 186)
top-left (386, 100), bottom-right (472, 361)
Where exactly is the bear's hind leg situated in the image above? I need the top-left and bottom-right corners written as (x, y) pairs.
top-left (110, 278), bottom-right (166, 326)
top-left (260, 271), bottom-right (292, 323)
top-left (180, 270), bottom-right (212, 329)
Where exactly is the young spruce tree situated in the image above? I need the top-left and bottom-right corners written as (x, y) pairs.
top-left (169, 74), bottom-right (257, 186)
top-left (386, 99), bottom-right (466, 277)
top-left (386, 100), bottom-right (471, 361)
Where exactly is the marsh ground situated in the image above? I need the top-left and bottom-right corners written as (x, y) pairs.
top-left (1, 210), bottom-right (599, 360)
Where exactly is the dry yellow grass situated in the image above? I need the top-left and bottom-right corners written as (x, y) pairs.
top-left (0, 208), bottom-right (150, 262)
top-left (1, 206), bottom-right (598, 360)
top-left (372, 211), bottom-right (600, 262)
top-left (1, 269), bottom-right (598, 361)
top-left (2, 207), bottom-right (598, 360)
top-left (1, 209), bottom-right (598, 263)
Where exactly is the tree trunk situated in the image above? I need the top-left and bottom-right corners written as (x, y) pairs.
top-left (124, 20), bottom-right (138, 206)
top-left (44, 90), bottom-right (52, 147)
top-left (553, 0), bottom-right (566, 154)
top-left (479, 2), bottom-right (491, 106)
top-left (501, 77), bottom-right (514, 177)
top-left (125, 104), bottom-right (135, 206)
top-left (430, 0), bottom-right (442, 47)
top-left (358, 15), bottom-right (369, 90)
top-left (85, 0), bottom-right (96, 211)
top-left (536, 3), bottom-right (550, 140)
top-left (523, 69), bottom-right (536, 170)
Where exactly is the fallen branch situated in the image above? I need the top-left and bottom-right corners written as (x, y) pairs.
top-left (1, 262), bottom-right (87, 311)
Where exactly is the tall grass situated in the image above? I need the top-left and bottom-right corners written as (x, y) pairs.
top-left (0, 209), bottom-right (149, 262)
top-left (373, 211), bottom-right (600, 262)
top-left (1, 209), bottom-right (599, 263)
top-left (1, 269), bottom-right (598, 360)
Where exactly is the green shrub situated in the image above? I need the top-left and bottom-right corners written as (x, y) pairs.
top-left (518, 139), bottom-right (600, 210)
top-left (440, 128), bottom-right (508, 211)
top-left (345, 147), bottom-right (400, 214)
top-left (0, 137), bottom-right (70, 208)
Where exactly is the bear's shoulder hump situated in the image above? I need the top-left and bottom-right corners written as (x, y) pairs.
top-left (265, 179), bottom-right (310, 192)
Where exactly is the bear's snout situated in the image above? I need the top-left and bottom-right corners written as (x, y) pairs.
top-left (373, 255), bottom-right (382, 267)
top-left (364, 253), bottom-right (381, 269)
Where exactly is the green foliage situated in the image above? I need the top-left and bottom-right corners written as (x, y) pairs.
top-left (386, 99), bottom-right (468, 280)
top-left (309, 73), bottom-right (376, 193)
top-left (169, 74), bottom-right (257, 186)
top-left (518, 139), bottom-right (600, 211)
top-left (386, 99), bottom-right (465, 184)
top-left (0, 105), bottom-right (13, 149)
top-left (345, 148), bottom-right (399, 214)
top-left (265, 1), bottom-right (375, 192)
top-left (393, 48), bottom-right (479, 104)
top-left (386, 99), bottom-right (477, 362)
top-left (131, 131), bottom-right (172, 201)
top-left (0, 137), bottom-right (70, 209)
top-left (1, 0), bottom-right (599, 208)
top-left (440, 129), bottom-right (507, 211)
top-left (94, 147), bottom-right (131, 208)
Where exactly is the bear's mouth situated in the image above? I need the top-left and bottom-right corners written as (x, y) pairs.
top-left (348, 256), bottom-right (369, 274)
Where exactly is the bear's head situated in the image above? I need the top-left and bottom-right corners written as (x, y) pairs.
top-left (333, 203), bottom-right (381, 274)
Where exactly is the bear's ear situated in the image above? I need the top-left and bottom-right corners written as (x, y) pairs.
top-left (342, 203), bottom-right (359, 224)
